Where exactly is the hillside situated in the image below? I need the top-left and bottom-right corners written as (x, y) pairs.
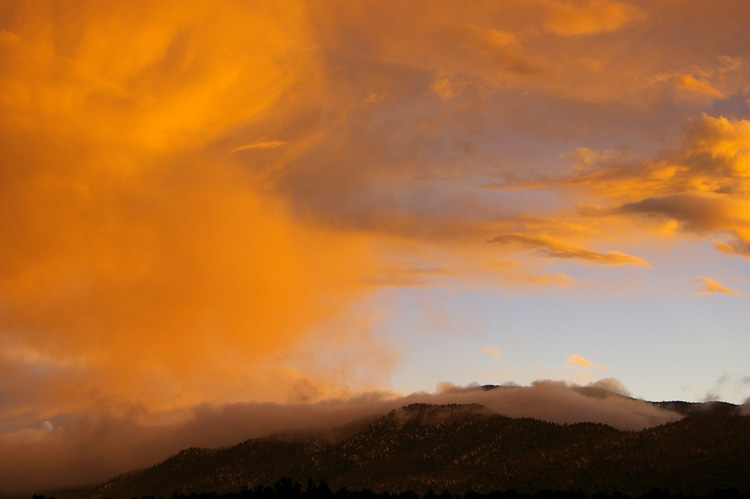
top-left (75, 403), bottom-right (750, 499)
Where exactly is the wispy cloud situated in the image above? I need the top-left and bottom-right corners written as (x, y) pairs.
top-left (566, 354), bottom-right (607, 372)
top-left (566, 354), bottom-right (593, 367)
top-left (490, 233), bottom-right (651, 267)
top-left (695, 277), bottom-right (740, 296)
top-left (483, 346), bottom-right (501, 359)
top-left (676, 74), bottom-right (725, 98)
top-left (231, 139), bottom-right (289, 154)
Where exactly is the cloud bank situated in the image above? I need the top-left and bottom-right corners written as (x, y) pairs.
top-left (0, 381), bottom-right (682, 495)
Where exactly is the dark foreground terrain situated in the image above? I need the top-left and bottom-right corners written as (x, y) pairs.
top-left (42, 402), bottom-right (750, 499)
top-left (34, 482), bottom-right (750, 499)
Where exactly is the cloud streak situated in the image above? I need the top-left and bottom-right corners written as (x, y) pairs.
top-left (489, 234), bottom-right (651, 267)
top-left (483, 346), bottom-right (502, 359)
top-left (676, 74), bottom-right (725, 99)
top-left (566, 354), bottom-right (593, 367)
top-left (566, 354), bottom-right (608, 372)
top-left (231, 139), bottom-right (289, 154)
top-left (695, 277), bottom-right (741, 296)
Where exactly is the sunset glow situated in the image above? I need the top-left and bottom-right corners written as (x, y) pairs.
top-left (1, 1), bottom-right (749, 493)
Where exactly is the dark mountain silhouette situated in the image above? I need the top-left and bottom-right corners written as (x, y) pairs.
top-left (59, 403), bottom-right (750, 499)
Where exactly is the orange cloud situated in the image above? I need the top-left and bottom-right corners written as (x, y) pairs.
top-left (617, 194), bottom-right (750, 234)
top-left (0, 0), bottom-right (384, 423)
top-left (1, 1), bottom-right (749, 493)
top-left (483, 346), bottom-right (501, 359)
top-left (566, 354), bottom-right (592, 367)
top-left (544, 0), bottom-right (644, 36)
top-left (231, 139), bottom-right (289, 154)
top-left (490, 233), bottom-right (651, 267)
top-left (0, 2), bottom-right (316, 153)
top-left (494, 114), bottom-right (750, 265)
top-left (509, 271), bottom-right (577, 289)
top-left (1, 4), bottom-right (745, 430)
top-left (713, 234), bottom-right (750, 260)
top-left (695, 277), bottom-right (740, 296)
top-left (676, 74), bottom-right (725, 99)
top-left (430, 70), bottom-right (467, 100)
top-left (565, 355), bottom-right (608, 372)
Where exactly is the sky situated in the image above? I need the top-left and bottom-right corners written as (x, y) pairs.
top-left (1, 0), bottom-right (750, 492)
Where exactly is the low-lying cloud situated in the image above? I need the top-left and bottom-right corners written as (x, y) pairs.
top-left (0, 380), bottom-right (682, 495)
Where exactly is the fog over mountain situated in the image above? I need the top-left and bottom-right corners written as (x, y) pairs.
top-left (36, 398), bottom-right (750, 499)
top-left (1, 380), bottom-right (739, 495)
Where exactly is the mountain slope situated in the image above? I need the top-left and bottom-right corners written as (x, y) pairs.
top-left (87, 403), bottom-right (750, 498)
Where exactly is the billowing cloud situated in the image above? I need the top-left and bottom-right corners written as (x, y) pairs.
top-left (695, 277), bottom-right (741, 296)
top-left (585, 378), bottom-right (630, 396)
top-left (0, 0), bottom-right (381, 425)
top-left (1, 2), bottom-right (746, 430)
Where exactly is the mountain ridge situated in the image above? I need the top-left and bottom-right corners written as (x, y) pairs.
top-left (51, 401), bottom-right (750, 499)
